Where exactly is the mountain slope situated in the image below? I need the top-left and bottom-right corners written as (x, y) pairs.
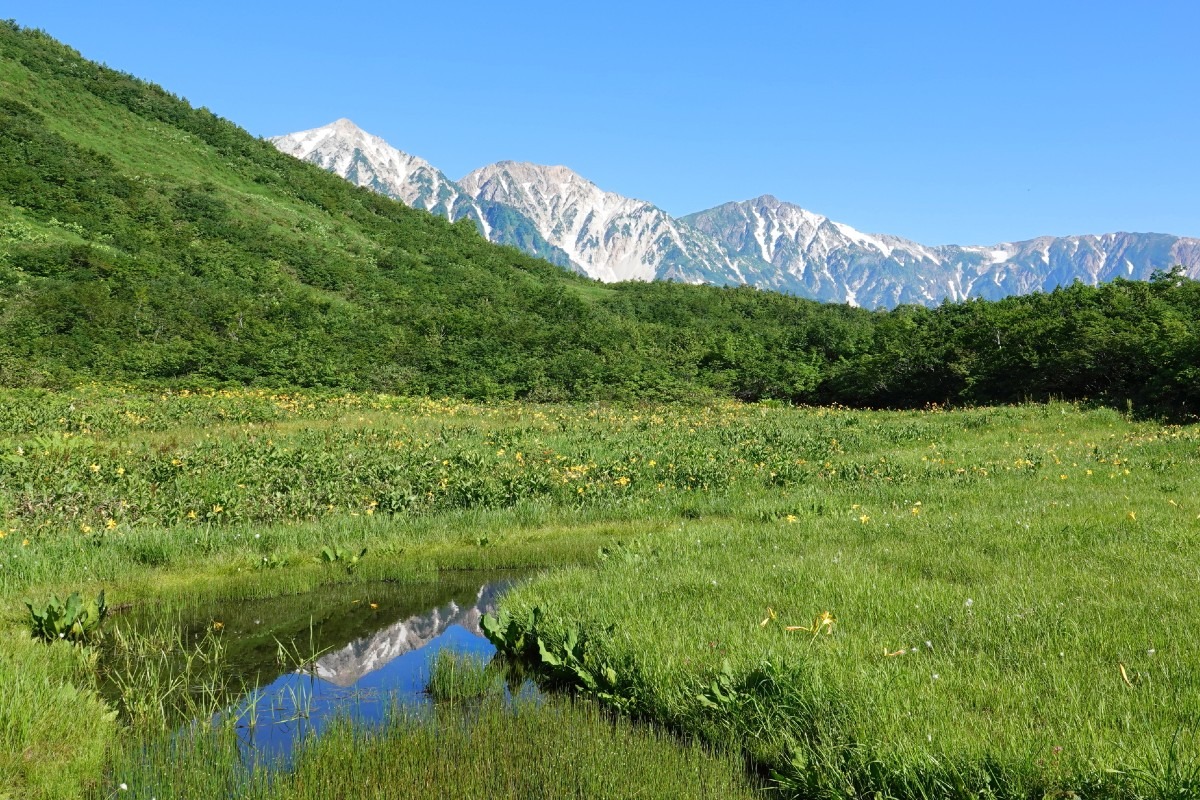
top-left (683, 195), bottom-right (946, 306)
top-left (273, 118), bottom-right (469, 215)
top-left (0, 22), bottom-right (662, 396)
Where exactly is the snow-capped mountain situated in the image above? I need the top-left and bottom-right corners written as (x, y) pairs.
top-left (458, 161), bottom-right (739, 284)
top-left (686, 196), bottom-right (1200, 306)
top-left (270, 120), bottom-right (573, 268)
top-left (272, 118), bottom-right (468, 215)
top-left (271, 121), bottom-right (1200, 308)
top-left (682, 195), bottom-right (948, 306)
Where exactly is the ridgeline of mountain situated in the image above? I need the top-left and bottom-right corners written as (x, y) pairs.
top-left (274, 121), bottom-right (1200, 309)
top-left (272, 120), bottom-right (575, 269)
top-left (458, 161), bottom-right (739, 284)
top-left (686, 196), bottom-right (1200, 307)
top-left (2, 22), bottom-right (1198, 414)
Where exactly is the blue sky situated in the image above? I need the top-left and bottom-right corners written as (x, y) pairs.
top-left (8, 1), bottom-right (1198, 245)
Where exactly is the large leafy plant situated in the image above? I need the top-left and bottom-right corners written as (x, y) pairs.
top-left (318, 545), bottom-right (367, 572)
top-left (482, 607), bottom-right (635, 712)
top-left (25, 590), bottom-right (108, 644)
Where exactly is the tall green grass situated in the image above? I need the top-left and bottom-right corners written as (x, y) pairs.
top-left (4, 391), bottom-right (1198, 797)
top-left (0, 632), bottom-right (115, 799)
top-left (425, 650), bottom-right (507, 704)
top-left (96, 694), bottom-right (762, 800)
top-left (493, 407), bottom-right (1200, 797)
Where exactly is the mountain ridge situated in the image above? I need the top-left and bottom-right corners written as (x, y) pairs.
top-left (272, 120), bottom-right (1200, 308)
top-left (458, 160), bottom-right (739, 284)
top-left (271, 120), bottom-right (577, 269)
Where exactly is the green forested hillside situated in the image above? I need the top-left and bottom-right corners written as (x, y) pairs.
top-left (0, 21), bottom-right (1197, 415)
top-left (0, 22), bottom-right (638, 396)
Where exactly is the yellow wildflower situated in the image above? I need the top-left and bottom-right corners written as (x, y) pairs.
top-left (787, 611), bottom-right (836, 637)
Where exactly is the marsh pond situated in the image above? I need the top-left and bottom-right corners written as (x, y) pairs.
top-left (99, 571), bottom-right (533, 766)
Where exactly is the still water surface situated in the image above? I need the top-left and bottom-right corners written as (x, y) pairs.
top-left (107, 571), bottom-right (530, 765)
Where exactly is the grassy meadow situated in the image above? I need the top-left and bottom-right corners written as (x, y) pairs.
top-left (1, 387), bottom-right (1198, 798)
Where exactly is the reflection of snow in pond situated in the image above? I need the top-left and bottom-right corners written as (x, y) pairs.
top-left (313, 581), bottom-right (506, 686)
top-left (220, 579), bottom-right (527, 766)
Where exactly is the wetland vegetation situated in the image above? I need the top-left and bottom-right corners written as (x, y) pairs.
top-left (1, 387), bottom-right (1197, 798)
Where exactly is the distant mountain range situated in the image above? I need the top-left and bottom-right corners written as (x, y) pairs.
top-left (272, 120), bottom-right (1200, 308)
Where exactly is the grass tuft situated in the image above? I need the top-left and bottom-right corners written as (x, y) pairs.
top-left (424, 650), bottom-right (504, 704)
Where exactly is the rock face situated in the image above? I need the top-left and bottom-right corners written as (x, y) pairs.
top-left (272, 121), bottom-right (1200, 308)
top-left (311, 581), bottom-right (505, 688)
top-left (458, 161), bottom-right (738, 284)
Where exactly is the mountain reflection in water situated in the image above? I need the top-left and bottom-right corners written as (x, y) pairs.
top-left (207, 576), bottom-right (522, 765)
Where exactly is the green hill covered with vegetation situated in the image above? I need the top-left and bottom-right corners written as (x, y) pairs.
top-left (1, 21), bottom-right (1197, 416)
